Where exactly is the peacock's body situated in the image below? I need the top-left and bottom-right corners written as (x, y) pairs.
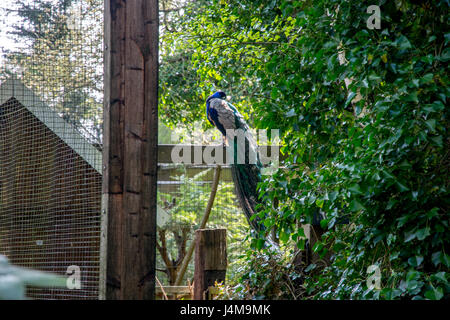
top-left (206, 91), bottom-right (263, 232)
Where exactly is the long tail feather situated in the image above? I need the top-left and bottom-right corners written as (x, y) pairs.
top-left (229, 134), bottom-right (264, 232)
top-left (231, 163), bottom-right (262, 231)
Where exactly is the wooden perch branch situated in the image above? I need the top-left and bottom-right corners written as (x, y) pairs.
top-left (156, 225), bottom-right (190, 285)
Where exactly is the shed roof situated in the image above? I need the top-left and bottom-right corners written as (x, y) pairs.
top-left (0, 77), bottom-right (102, 174)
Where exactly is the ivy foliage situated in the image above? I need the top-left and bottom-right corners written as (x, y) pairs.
top-left (161, 0), bottom-right (449, 299)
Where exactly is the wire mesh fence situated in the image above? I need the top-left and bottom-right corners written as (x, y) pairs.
top-left (0, 0), bottom-right (103, 299)
top-left (156, 164), bottom-right (250, 287)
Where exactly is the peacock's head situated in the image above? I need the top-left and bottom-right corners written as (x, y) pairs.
top-left (215, 91), bottom-right (227, 99)
top-left (208, 91), bottom-right (226, 101)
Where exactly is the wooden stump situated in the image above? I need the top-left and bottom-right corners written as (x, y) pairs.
top-left (194, 229), bottom-right (227, 300)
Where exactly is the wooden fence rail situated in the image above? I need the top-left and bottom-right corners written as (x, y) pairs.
top-left (158, 144), bottom-right (284, 165)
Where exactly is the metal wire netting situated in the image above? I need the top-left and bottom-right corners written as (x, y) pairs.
top-left (0, 0), bottom-right (103, 299)
top-left (156, 164), bottom-right (250, 288)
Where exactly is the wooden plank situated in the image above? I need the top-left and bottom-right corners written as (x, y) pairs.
top-left (155, 285), bottom-right (192, 300)
top-left (157, 182), bottom-right (224, 194)
top-left (193, 229), bottom-right (227, 300)
top-left (155, 286), bottom-right (191, 294)
top-left (101, 0), bottom-right (158, 300)
top-left (158, 144), bottom-right (284, 165)
top-left (157, 165), bottom-right (233, 182)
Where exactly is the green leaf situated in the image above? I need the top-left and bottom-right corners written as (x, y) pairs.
top-left (308, 194), bottom-right (316, 205)
top-left (368, 73), bottom-right (381, 82)
top-left (390, 251), bottom-right (400, 261)
top-left (424, 286), bottom-right (444, 300)
top-left (440, 48), bottom-right (450, 62)
top-left (386, 198), bottom-right (397, 210)
top-left (345, 92), bottom-right (356, 106)
top-left (316, 199), bottom-right (324, 208)
top-left (350, 199), bottom-right (365, 212)
top-left (432, 251), bottom-right (442, 266)
top-left (404, 91), bottom-right (419, 103)
top-left (404, 230), bottom-right (417, 242)
top-left (312, 242), bottom-right (323, 253)
top-left (429, 135), bottom-right (443, 147)
top-left (431, 100), bottom-right (444, 111)
top-left (348, 184), bottom-right (362, 195)
top-left (408, 255), bottom-right (424, 267)
top-left (328, 191), bottom-right (338, 201)
top-left (398, 159), bottom-right (411, 169)
top-left (423, 101), bottom-right (445, 113)
top-left (397, 35), bottom-right (412, 50)
top-left (397, 215), bottom-right (410, 228)
top-left (396, 181), bottom-right (410, 192)
top-left (426, 207), bottom-right (439, 219)
top-left (296, 238), bottom-right (306, 250)
top-left (444, 254), bottom-right (450, 268)
top-left (382, 170), bottom-right (395, 181)
top-left (406, 270), bottom-right (420, 282)
top-left (421, 73), bottom-right (434, 84)
top-left (416, 227), bottom-right (430, 240)
top-left (279, 231), bottom-right (289, 243)
top-left (432, 272), bottom-right (448, 284)
top-left (285, 108), bottom-right (297, 117)
top-left (424, 119), bottom-right (436, 132)
top-left (255, 239), bottom-right (265, 250)
top-left (304, 263), bottom-right (316, 273)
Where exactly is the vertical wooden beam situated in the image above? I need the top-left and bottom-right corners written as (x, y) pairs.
top-left (101, 0), bottom-right (159, 300)
top-left (194, 229), bottom-right (227, 300)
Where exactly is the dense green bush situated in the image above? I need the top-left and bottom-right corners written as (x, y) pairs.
top-left (255, 0), bottom-right (449, 300)
top-left (216, 246), bottom-right (304, 300)
top-left (161, 0), bottom-right (449, 299)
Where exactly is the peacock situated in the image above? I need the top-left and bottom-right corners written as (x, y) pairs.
top-left (206, 91), bottom-right (264, 232)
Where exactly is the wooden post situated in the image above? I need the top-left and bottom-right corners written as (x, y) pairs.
top-left (100, 0), bottom-right (159, 300)
top-left (194, 229), bottom-right (227, 300)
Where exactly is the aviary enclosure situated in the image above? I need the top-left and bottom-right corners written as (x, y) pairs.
top-left (1, 0), bottom-right (448, 303)
top-left (0, 0), bottom-right (249, 299)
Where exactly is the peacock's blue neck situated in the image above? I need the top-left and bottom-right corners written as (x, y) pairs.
top-left (206, 99), bottom-right (210, 114)
top-left (205, 98), bottom-right (214, 127)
